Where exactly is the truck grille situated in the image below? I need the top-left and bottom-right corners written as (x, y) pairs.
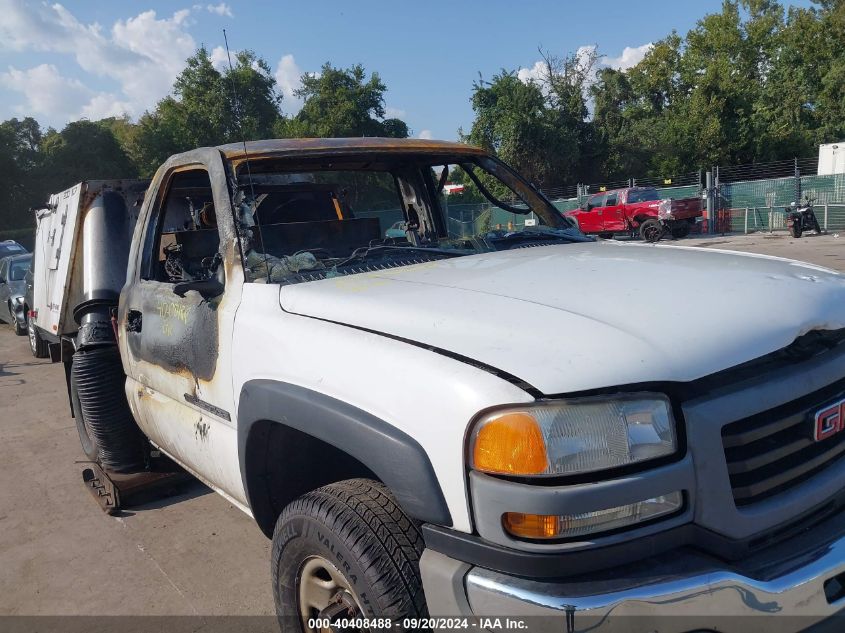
top-left (722, 377), bottom-right (845, 507)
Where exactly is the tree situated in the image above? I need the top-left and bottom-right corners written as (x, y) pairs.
top-left (465, 71), bottom-right (564, 188)
top-left (225, 50), bottom-right (284, 141)
top-left (463, 47), bottom-right (598, 189)
top-left (810, 0), bottom-right (845, 143)
top-left (278, 63), bottom-right (408, 138)
top-left (39, 120), bottom-right (137, 194)
top-left (130, 46), bottom-right (284, 175)
top-left (591, 67), bottom-right (644, 178)
top-left (0, 117), bottom-right (43, 230)
top-left (586, 0), bottom-right (845, 181)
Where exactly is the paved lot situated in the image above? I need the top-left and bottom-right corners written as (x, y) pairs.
top-left (0, 334), bottom-right (272, 616)
top-left (0, 232), bottom-right (842, 617)
top-left (667, 231), bottom-right (845, 271)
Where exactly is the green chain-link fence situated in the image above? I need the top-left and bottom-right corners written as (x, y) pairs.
top-left (544, 171), bottom-right (845, 234)
top-left (717, 173), bottom-right (845, 233)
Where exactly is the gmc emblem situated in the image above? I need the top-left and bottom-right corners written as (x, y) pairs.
top-left (814, 398), bottom-right (845, 442)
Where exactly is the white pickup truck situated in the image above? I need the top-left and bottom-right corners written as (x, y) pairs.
top-left (32, 138), bottom-right (845, 632)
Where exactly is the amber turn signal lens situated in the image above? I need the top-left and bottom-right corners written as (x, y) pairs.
top-left (503, 512), bottom-right (560, 539)
top-left (472, 412), bottom-right (548, 475)
top-left (502, 493), bottom-right (684, 541)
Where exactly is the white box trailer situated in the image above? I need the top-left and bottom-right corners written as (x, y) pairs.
top-left (31, 180), bottom-right (149, 348)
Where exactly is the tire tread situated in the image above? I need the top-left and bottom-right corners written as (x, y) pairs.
top-left (272, 478), bottom-right (428, 622)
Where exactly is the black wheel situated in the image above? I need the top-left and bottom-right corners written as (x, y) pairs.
top-left (28, 317), bottom-right (49, 358)
top-left (790, 224), bottom-right (802, 238)
top-left (670, 222), bottom-right (691, 240)
top-left (813, 219), bottom-right (822, 234)
top-left (639, 219), bottom-right (664, 243)
top-left (272, 479), bottom-right (427, 632)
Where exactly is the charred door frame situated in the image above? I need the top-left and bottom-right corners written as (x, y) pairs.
top-left (120, 148), bottom-right (243, 418)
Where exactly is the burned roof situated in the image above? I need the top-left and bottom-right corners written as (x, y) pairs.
top-left (215, 137), bottom-right (486, 161)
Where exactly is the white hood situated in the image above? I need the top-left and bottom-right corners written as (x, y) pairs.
top-left (279, 241), bottom-right (845, 394)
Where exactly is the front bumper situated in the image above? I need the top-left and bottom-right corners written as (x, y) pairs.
top-left (422, 523), bottom-right (845, 632)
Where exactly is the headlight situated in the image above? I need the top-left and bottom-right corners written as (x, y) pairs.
top-left (471, 395), bottom-right (677, 477)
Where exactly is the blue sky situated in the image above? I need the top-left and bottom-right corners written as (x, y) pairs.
top-left (0, 0), bottom-right (814, 140)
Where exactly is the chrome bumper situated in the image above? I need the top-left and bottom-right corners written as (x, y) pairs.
top-left (422, 528), bottom-right (845, 633)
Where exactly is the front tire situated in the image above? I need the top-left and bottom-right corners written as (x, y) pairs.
top-left (272, 479), bottom-right (427, 631)
top-left (790, 223), bottom-right (802, 238)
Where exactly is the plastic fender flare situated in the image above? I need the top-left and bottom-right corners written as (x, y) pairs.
top-left (237, 379), bottom-right (452, 527)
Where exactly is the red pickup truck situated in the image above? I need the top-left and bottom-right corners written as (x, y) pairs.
top-left (564, 186), bottom-right (703, 242)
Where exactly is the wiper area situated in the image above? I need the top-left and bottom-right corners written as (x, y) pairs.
top-left (332, 244), bottom-right (466, 270)
top-left (486, 227), bottom-right (592, 245)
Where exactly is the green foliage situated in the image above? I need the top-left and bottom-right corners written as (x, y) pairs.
top-left (2, 0), bottom-right (844, 234)
top-left (0, 117), bottom-right (42, 230)
top-left (586, 0), bottom-right (845, 180)
top-left (464, 48), bottom-right (597, 190)
top-left (40, 120), bottom-right (137, 194)
top-left (463, 0), bottom-right (844, 186)
top-left (276, 63), bottom-right (408, 138)
top-left (0, 48), bottom-right (410, 232)
top-left (130, 46), bottom-right (284, 175)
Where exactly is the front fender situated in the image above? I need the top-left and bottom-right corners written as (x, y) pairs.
top-left (237, 379), bottom-right (452, 526)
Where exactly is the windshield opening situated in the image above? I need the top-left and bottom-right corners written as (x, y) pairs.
top-left (232, 154), bottom-right (584, 285)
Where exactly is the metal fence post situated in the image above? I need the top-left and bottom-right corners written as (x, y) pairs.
top-left (824, 204), bottom-right (828, 231)
top-left (769, 207), bottom-right (773, 233)
top-left (744, 208), bottom-right (749, 234)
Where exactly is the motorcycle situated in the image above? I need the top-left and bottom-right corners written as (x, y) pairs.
top-left (786, 197), bottom-right (822, 238)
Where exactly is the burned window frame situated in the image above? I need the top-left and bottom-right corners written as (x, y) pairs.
top-left (225, 151), bottom-right (571, 285)
top-left (140, 165), bottom-right (222, 285)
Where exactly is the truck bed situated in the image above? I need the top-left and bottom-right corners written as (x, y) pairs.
top-left (665, 197), bottom-right (703, 220)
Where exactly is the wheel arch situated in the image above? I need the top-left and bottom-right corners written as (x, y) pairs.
top-left (238, 379), bottom-right (452, 537)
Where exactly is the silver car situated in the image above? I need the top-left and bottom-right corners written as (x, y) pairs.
top-left (0, 253), bottom-right (32, 335)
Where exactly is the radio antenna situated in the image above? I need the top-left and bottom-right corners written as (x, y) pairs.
top-left (222, 29), bottom-right (269, 280)
top-left (223, 29), bottom-right (256, 198)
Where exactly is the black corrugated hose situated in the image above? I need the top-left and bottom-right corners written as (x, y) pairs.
top-left (72, 346), bottom-right (146, 472)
